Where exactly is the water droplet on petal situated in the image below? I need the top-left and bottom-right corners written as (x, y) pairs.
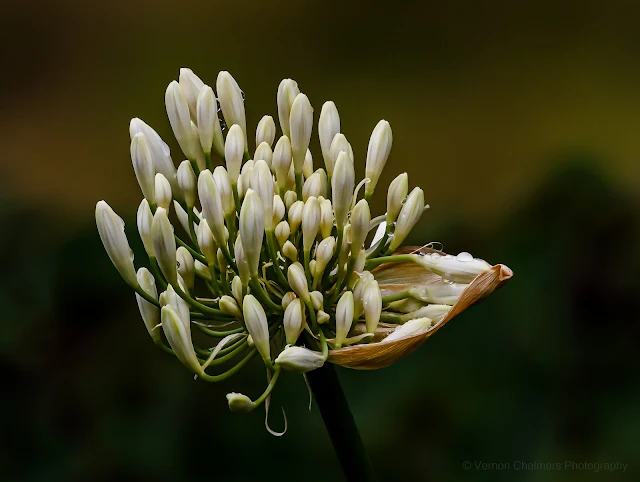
top-left (456, 251), bottom-right (473, 262)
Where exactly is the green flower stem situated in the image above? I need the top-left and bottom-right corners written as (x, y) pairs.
top-left (205, 151), bottom-right (213, 171)
top-left (364, 254), bottom-right (415, 270)
top-left (175, 285), bottom-right (232, 318)
top-left (187, 205), bottom-right (199, 247)
top-left (379, 312), bottom-right (403, 323)
top-left (249, 277), bottom-right (283, 313)
top-left (366, 225), bottom-right (390, 259)
top-left (199, 348), bottom-right (258, 382)
top-left (304, 299), bottom-right (318, 331)
top-left (149, 257), bottom-right (168, 291)
top-left (199, 340), bottom-right (249, 366)
top-left (175, 236), bottom-right (208, 264)
top-left (381, 291), bottom-right (410, 304)
top-left (188, 158), bottom-right (200, 177)
top-left (295, 172), bottom-right (303, 200)
top-left (196, 324), bottom-right (246, 338)
top-left (134, 285), bottom-right (161, 307)
top-left (266, 231), bottom-right (290, 288)
top-left (306, 364), bottom-right (377, 482)
top-left (252, 367), bottom-right (281, 408)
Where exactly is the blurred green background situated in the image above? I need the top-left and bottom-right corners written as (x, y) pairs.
top-left (1, 1), bottom-right (639, 481)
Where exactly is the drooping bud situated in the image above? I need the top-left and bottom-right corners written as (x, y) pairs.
top-left (329, 133), bottom-right (354, 173)
top-left (225, 124), bottom-right (244, 184)
top-left (272, 194), bottom-right (285, 226)
top-left (387, 172), bottom-right (408, 223)
top-left (253, 160), bottom-right (275, 231)
top-left (317, 310), bottom-right (330, 324)
top-left (154, 173), bottom-right (172, 211)
top-left (302, 169), bottom-right (327, 201)
top-left (289, 93), bottom-right (313, 175)
top-left (151, 207), bottom-right (177, 285)
top-left (239, 190), bottom-right (264, 277)
top-left (196, 84), bottom-right (225, 157)
top-left (414, 252), bottom-right (491, 283)
top-left (234, 235), bottom-right (251, 286)
top-left (318, 101), bottom-right (340, 174)
top-left (350, 199), bottom-right (371, 254)
top-left (288, 200), bottom-right (304, 234)
top-left (176, 246), bottom-right (195, 291)
top-left (277, 79), bottom-right (300, 137)
top-left (302, 196), bottom-right (321, 253)
top-left (165, 81), bottom-right (200, 161)
top-left (314, 236), bottom-right (335, 276)
top-left (288, 262), bottom-right (310, 302)
top-left (226, 392), bottom-right (256, 413)
top-left (283, 298), bottom-right (304, 344)
top-left (389, 187), bottom-right (424, 251)
top-left (275, 221), bottom-right (290, 247)
top-left (129, 118), bottom-right (177, 191)
top-left (178, 68), bottom-right (204, 119)
top-left (216, 71), bottom-right (247, 146)
top-left (282, 240), bottom-right (298, 261)
top-left (364, 120), bottom-right (392, 199)
top-left (198, 169), bottom-right (228, 247)
top-left (384, 317), bottom-right (432, 342)
top-left (137, 199), bottom-right (154, 257)
top-left (275, 346), bottom-right (324, 373)
top-left (332, 152), bottom-right (355, 229)
top-left (335, 291), bottom-right (354, 348)
top-left (362, 280), bottom-right (382, 334)
top-left (219, 295), bottom-right (242, 318)
top-left (272, 135), bottom-right (292, 188)
top-left (161, 305), bottom-right (203, 375)
top-left (256, 115), bottom-right (276, 148)
top-left (177, 161), bottom-right (197, 207)
top-left (95, 201), bottom-right (138, 287)
top-left (130, 133), bottom-right (156, 202)
top-left (196, 219), bottom-right (216, 263)
top-left (212, 166), bottom-right (235, 217)
top-left (242, 294), bottom-right (270, 361)
top-left (319, 198), bottom-right (334, 239)
top-left (135, 267), bottom-right (161, 342)
top-left (254, 142), bottom-right (273, 168)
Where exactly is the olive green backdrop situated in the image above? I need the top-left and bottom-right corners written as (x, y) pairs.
top-left (1, 1), bottom-right (639, 481)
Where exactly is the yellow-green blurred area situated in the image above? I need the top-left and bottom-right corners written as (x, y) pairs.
top-left (1, 1), bottom-right (639, 481)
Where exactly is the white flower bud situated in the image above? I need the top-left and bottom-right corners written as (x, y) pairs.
top-left (217, 247), bottom-right (228, 273)
top-left (253, 160), bottom-right (275, 231)
top-left (317, 310), bottom-right (330, 324)
top-left (137, 199), bottom-right (154, 257)
top-left (309, 259), bottom-right (317, 277)
top-left (352, 272), bottom-right (372, 319)
top-left (189, 121), bottom-right (207, 171)
top-left (303, 149), bottom-right (314, 179)
top-left (409, 281), bottom-right (467, 305)
top-left (384, 317), bottom-right (432, 342)
top-left (329, 133), bottom-right (354, 174)
top-left (302, 169), bottom-right (327, 201)
top-left (275, 220), bottom-right (290, 247)
top-left (282, 240), bottom-right (298, 261)
top-left (399, 304), bottom-right (451, 325)
top-left (160, 284), bottom-right (190, 328)
top-left (239, 190), bottom-right (264, 277)
top-left (302, 196), bottom-right (321, 253)
top-left (154, 173), bottom-right (172, 211)
top-left (224, 123), bottom-right (245, 184)
top-left (281, 291), bottom-right (296, 310)
top-left (310, 291), bottom-right (323, 311)
top-left (219, 295), bottom-right (242, 318)
top-left (414, 252), bottom-right (491, 283)
top-left (178, 68), bottom-right (204, 119)
top-left (364, 120), bottom-right (392, 199)
top-left (256, 115), bottom-right (276, 148)
top-left (389, 187), bottom-right (424, 251)
top-left (238, 159), bottom-right (255, 198)
top-left (275, 346), bottom-right (324, 373)
top-left (198, 169), bottom-right (227, 247)
top-left (216, 71), bottom-right (247, 146)
top-left (319, 198), bottom-right (334, 239)
top-left (226, 392), bottom-right (256, 413)
top-left (130, 133), bottom-right (156, 202)
top-left (212, 166), bottom-right (235, 217)
top-left (318, 101), bottom-right (340, 174)
top-left (232, 276), bottom-right (243, 305)
top-left (283, 190), bottom-right (297, 209)
top-left (314, 236), bottom-right (335, 275)
top-left (194, 260), bottom-right (211, 280)
top-left (166, 81), bottom-right (200, 161)
top-left (277, 79), bottom-right (300, 138)
top-left (196, 84), bottom-right (225, 157)
top-left (288, 262), bottom-right (310, 302)
top-left (129, 118), bottom-right (177, 192)
top-left (362, 280), bottom-right (382, 334)
top-left (151, 207), bottom-right (177, 285)
top-left (254, 142), bottom-right (273, 169)
top-left (234, 235), bottom-right (251, 286)
top-left (196, 219), bottom-right (216, 263)
top-left (173, 201), bottom-right (199, 235)
top-left (242, 294), bottom-right (270, 361)
top-left (273, 135), bottom-right (292, 188)
top-left (288, 200), bottom-right (304, 234)
top-left (335, 291), bottom-right (354, 348)
top-left (95, 201), bottom-right (138, 287)
top-left (176, 246), bottom-right (195, 291)
top-left (176, 161), bottom-right (197, 207)
top-left (387, 172), bottom-right (408, 223)
top-left (353, 249), bottom-right (366, 274)
top-left (283, 298), bottom-right (304, 344)
top-left (272, 194), bottom-right (285, 226)
top-left (331, 152), bottom-right (355, 229)
top-left (135, 267), bottom-right (161, 342)
top-left (350, 199), bottom-right (370, 253)
top-left (289, 93), bottom-right (313, 174)
top-left (162, 305), bottom-right (202, 375)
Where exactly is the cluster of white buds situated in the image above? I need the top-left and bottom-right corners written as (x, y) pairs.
top-left (96, 68), bottom-right (495, 424)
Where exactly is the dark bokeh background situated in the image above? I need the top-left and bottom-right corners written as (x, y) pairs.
top-left (2, 1), bottom-right (639, 481)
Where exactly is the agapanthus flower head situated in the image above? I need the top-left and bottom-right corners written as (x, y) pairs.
top-left (96, 68), bottom-right (512, 429)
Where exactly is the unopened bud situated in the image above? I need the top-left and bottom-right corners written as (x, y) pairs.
top-left (329, 133), bottom-right (354, 174)
top-left (137, 199), bottom-right (154, 257)
top-left (284, 190), bottom-right (297, 209)
top-left (216, 71), bottom-right (247, 146)
top-left (317, 310), bottom-right (330, 324)
top-left (152, 207), bottom-right (178, 285)
top-left (242, 294), bottom-right (270, 361)
top-left (319, 198), bottom-right (334, 239)
top-left (362, 280), bottom-right (382, 333)
top-left (253, 160), bottom-right (275, 231)
top-left (272, 194), bottom-right (285, 226)
top-left (283, 240), bottom-right (298, 261)
top-left (198, 169), bottom-right (227, 247)
top-left (161, 305), bottom-right (203, 375)
top-left (176, 246), bottom-right (195, 291)
top-left (275, 221), bottom-right (290, 247)
top-left (288, 200), bottom-right (304, 234)
top-left (387, 172), bottom-right (408, 223)
top-left (331, 152), bottom-right (355, 229)
top-left (319, 101), bottom-right (340, 174)
top-left (275, 346), bottom-right (324, 373)
top-left (256, 115), bottom-right (276, 148)
top-left (196, 219), bottom-right (216, 263)
top-left (178, 68), bottom-right (204, 119)
top-left (196, 84), bottom-right (224, 157)
top-left (302, 196), bottom-right (321, 253)
top-left (234, 236), bottom-right (251, 286)
top-left (302, 169), bottom-right (327, 201)
top-left (283, 298), bottom-right (304, 344)
top-left (364, 120), bottom-right (392, 199)
top-left (349, 199), bottom-right (370, 253)
top-left (177, 161), bottom-right (197, 207)
top-left (130, 133), bottom-right (156, 202)
top-left (166, 81), bottom-right (200, 161)
top-left (254, 141), bottom-right (273, 168)
top-left (314, 236), bottom-right (335, 275)
top-left (335, 291), bottom-right (354, 348)
top-left (226, 392), bottom-right (255, 413)
top-left (225, 124), bottom-right (244, 183)
top-left (129, 118), bottom-right (177, 192)
top-left (154, 173), bottom-right (172, 211)
top-left (238, 159), bottom-right (255, 198)
top-left (96, 201), bottom-right (138, 287)
top-left (239, 190), bottom-right (264, 276)
top-left (303, 149), bottom-right (314, 179)
top-left (389, 187), bottom-right (424, 251)
top-left (414, 252), bottom-right (491, 283)
top-left (281, 291), bottom-right (297, 310)
top-left (135, 267), bottom-right (161, 342)
top-left (277, 79), bottom-right (300, 138)
top-left (232, 276), bottom-right (243, 305)
top-left (310, 291), bottom-right (323, 311)
top-left (354, 249), bottom-right (366, 273)
top-left (288, 262), bottom-right (310, 302)
top-left (194, 260), bottom-right (211, 280)
top-left (289, 93), bottom-right (313, 174)
top-left (219, 295), bottom-right (242, 318)
top-left (384, 317), bottom-right (432, 342)
top-left (212, 166), bottom-right (235, 217)
top-left (273, 135), bottom-right (292, 188)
